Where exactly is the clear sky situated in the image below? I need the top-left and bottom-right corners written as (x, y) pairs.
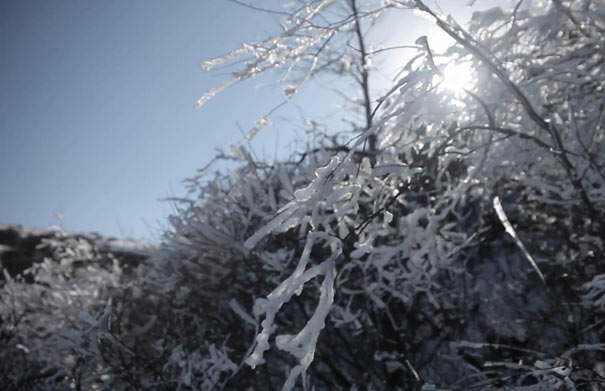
top-left (0, 0), bottom-right (506, 241)
top-left (0, 0), bottom-right (291, 241)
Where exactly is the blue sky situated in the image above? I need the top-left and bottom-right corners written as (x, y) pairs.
top-left (0, 0), bottom-right (291, 240)
top-left (0, 0), bottom-right (504, 241)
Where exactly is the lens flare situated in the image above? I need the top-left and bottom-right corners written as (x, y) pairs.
top-left (439, 60), bottom-right (474, 93)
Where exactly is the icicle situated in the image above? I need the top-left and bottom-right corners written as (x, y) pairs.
top-left (246, 116), bottom-right (270, 141)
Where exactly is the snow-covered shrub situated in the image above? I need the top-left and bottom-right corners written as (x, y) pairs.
top-left (0, 230), bottom-right (130, 390)
top-left (164, 0), bottom-right (605, 389)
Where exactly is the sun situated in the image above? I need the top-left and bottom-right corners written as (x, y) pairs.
top-left (438, 60), bottom-right (475, 94)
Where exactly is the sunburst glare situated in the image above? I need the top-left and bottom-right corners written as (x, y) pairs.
top-left (439, 60), bottom-right (475, 94)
